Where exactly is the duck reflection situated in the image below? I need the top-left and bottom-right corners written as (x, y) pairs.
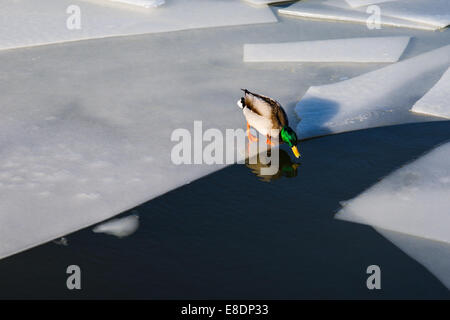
top-left (246, 149), bottom-right (300, 182)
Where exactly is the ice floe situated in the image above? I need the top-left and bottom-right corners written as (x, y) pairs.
top-left (336, 142), bottom-right (450, 289)
top-left (377, 229), bottom-right (450, 289)
top-left (243, 0), bottom-right (293, 5)
top-left (337, 142), bottom-right (450, 244)
top-left (93, 214), bottom-right (139, 238)
top-left (326, 0), bottom-right (450, 29)
top-left (344, 0), bottom-right (397, 8)
top-left (279, 1), bottom-right (438, 31)
top-left (411, 68), bottom-right (450, 119)
top-left (374, 0), bottom-right (450, 29)
top-left (244, 36), bottom-right (410, 63)
top-left (295, 45), bottom-right (450, 138)
top-left (0, 0), bottom-right (276, 51)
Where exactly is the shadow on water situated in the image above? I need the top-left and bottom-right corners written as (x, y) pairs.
top-left (0, 122), bottom-right (449, 299)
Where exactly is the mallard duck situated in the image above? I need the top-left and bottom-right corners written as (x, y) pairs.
top-left (237, 89), bottom-right (300, 158)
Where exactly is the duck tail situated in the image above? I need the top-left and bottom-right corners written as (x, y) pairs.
top-left (237, 89), bottom-right (248, 109)
top-left (236, 97), bottom-right (245, 109)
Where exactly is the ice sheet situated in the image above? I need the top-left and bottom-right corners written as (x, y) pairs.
top-left (345, 0), bottom-right (396, 7)
top-left (243, 0), bottom-right (293, 5)
top-left (244, 36), bottom-right (410, 63)
top-left (377, 229), bottom-right (450, 289)
top-left (327, 0), bottom-right (450, 29)
top-left (376, 0), bottom-right (450, 29)
top-left (411, 68), bottom-right (450, 119)
top-left (0, 0), bottom-right (277, 51)
top-left (108, 0), bottom-right (165, 8)
top-left (279, 1), bottom-right (438, 31)
top-left (337, 142), bottom-right (450, 244)
top-left (295, 45), bottom-right (450, 138)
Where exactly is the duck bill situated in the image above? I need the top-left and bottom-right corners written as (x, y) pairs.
top-left (291, 145), bottom-right (300, 158)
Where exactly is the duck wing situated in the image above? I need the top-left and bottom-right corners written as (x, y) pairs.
top-left (242, 89), bottom-right (288, 127)
top-left (242, 89), bottom-right (277, 118)
top-left (275, 104), bottom-right (289, 127)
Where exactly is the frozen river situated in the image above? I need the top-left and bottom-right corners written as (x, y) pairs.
top-left (0, 121), bottom-right (449, 299)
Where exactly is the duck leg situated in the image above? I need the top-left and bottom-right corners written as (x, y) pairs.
top-left (266, 135), bottom-right (275, 146)
top-left (247, 122), bottom-right (258, 142)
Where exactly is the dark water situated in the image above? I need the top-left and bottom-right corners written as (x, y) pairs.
top-left (0, 121), bottom-right (449, 299)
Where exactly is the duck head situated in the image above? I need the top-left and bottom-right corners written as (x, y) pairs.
top-left (281, 126), bottom-right (300, 158)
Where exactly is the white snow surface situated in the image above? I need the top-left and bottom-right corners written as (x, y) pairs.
top-left (337, 142), bottom-right (450, 244)
top-left (411, 68), bottom-right (450, 119)
top-left (243, 36), bottom-right (410, 63)
top-left (108, 0), bottom-right (165, 8)
top-left (93, 214), bottom-right (139, 238)
top-left (0, 0), bottom-right (276, 51)
top-left (295, 45), bottom-right (450, 138)
top-left (279, 1), bottom-right (438, 31)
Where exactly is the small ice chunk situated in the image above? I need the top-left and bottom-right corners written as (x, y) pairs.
top-left (53, 237), bottom-right (69, 246)
top-left (109, 0), bottom-right (165, 8)
top-left (411, 68), bottom-right (450, 119)
top-left (336, 142), bottom-right (450, 244)
top-left (244, 36), bottom-right (410, 63)
top-left (93, 215), bottom-right (139, 238)
top-left (279, 1), bottom-right (438, 30)
top-left (295, 45), bottom-right (450, 138)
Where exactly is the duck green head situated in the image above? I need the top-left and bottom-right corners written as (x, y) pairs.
top-left (280, 126), bottom-right (300, 158)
